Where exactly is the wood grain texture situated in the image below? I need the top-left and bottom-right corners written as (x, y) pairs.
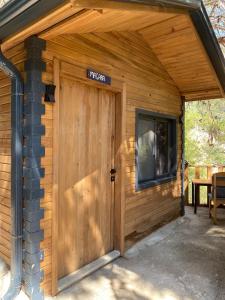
top-left (1, 4), bottom-right (222, 101)
top-left (140, 14), bottom-right (223, 100)
top-left (39, 7), bottom-right (223, 100)
top-left (49, 59), bottom-right (126, 295)
top-left (57, 77), bottom-right (115, 279)
top-left (40, 9), bottom-right (177, 39)
top-left (1, 0), bottom-right (188, 52)
top-left (0, 4), bottom-right (222, 295)
top-left (1, 4), bottom-right (83, 52)
top-left (42, 31), bottom-right (182, 295)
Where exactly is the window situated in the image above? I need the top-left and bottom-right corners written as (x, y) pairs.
top-left (136, 109), bottom-right (177, 190)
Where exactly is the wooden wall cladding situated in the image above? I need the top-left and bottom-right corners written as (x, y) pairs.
top-left (140, 15), bottom-right (223, 100)
top-left (0, 43), bottom-right (25, 266)
top-left (42, 31), bottom-right (182, 295)
top-left (0, 70), bottom-right (11, 266)
top-left (0, 29), bottom-right (183, 296)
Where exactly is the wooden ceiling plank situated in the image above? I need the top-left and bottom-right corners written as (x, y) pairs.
top-left (40, 9), bottom-right (100, 39)
top-left (141, 14), bottom-right (223, 99)
top-left (1, 3), bottom-right (82, 52)
top-left (0, 1), bottom-right (222, 101)
top-left (99, 12), bottom-right (167, 32)
top-left (147, 30), bottom-right (197, 48)
top-left (40, 9), bottom-right (179, 38)
top-left (139, 15), bottom-right (189, 40)
top-left (42, 10), bottom-right (132, 37)
top-left (185, 16), bottom-right (225, 98)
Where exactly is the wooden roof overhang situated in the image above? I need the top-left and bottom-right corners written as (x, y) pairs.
top-left (0, 0), bottom-right (224, 101)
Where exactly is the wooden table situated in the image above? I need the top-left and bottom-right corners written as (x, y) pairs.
top-left (192, 179), bottom-right (212, 214)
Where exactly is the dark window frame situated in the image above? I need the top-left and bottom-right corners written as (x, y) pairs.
top-left (135, 109), bottom-right (177, 191)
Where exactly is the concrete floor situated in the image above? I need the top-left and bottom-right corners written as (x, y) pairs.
top-left (55, 207), bottom-right (225, 300)
top-left (1, 207), bottom-right (225, 300)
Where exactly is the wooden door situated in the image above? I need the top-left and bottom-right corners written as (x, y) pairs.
top-left (57, 77), bottom-right (116, 279)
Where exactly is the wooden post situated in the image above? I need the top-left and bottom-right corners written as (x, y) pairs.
top-left (218, 166), bottom-right (223, 172)
top-left (195, 166), bottom-right (200, 179)
top-left (184, 163), bottom-right (189, 205)
top-left (207, 165), bottom-right (212, 179)
top-left (180, 96), bottom-right (185, 216)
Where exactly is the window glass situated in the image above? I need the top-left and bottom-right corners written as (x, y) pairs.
top-left (137, 117), bottom-right (155, 182)
top-left (156, 120), bottom-right (169, 177)
top-left (136, 110), bottom-right (177, 190)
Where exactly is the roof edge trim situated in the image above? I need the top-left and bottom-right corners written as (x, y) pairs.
top-left (190, 3), bottom-right (225, 94)
top-left (0, 0), bottom-right (201, 38)
top-left (0, 0), bottom-right (66, 40)
top-left (0, 0), bottom-right (40, 28)
top-left (112, 0), bottom-right (201, 9)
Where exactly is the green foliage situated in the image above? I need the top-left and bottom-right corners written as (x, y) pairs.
top-left (185, 99), bottom-right (225, 165)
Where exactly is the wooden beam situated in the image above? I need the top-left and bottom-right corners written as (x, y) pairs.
top-left (182, 88), bottom-right (222, 101)
top-left (1, 2), bottom-right (82, 52)
top-left (1, 0), bottom-right (186, 51)
top-left (40, 8), bottom-right (180, 39)
top-left (71, 0), bottom-right (187, 14)
top-left (40, 9), bottom-right (97, 40)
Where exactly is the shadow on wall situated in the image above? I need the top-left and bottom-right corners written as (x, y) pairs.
top-left (58, 103), bottom-right (182, 276)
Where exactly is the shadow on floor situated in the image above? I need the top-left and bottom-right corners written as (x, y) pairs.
top-left (54, 207), bottom-right (225, 300)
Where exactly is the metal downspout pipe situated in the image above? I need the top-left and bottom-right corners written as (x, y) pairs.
top-left (0, 48), bottom-right (23, 300)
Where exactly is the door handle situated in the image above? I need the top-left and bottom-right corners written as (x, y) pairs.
top-left (110, 169), bottom-right (116, 182)
top-left (110, 169), bottom-right (116, 175)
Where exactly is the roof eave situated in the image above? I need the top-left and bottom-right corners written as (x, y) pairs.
top-left (0, 0), bottom-right (224, 96)
top-left (111, 0), bottom-right (201, 9)
top-left (0, 0), bottom-right (201, 40)
top-left (190, 3), bottom-right (225, 95)
top-left (0, 0), bottom-right (66, 41)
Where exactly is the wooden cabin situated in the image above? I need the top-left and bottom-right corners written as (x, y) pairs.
top-left (0, 0), bottom-right (224, 299)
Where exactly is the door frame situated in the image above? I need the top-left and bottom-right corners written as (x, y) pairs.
top-left (51, 58), bottom-right (126, 295)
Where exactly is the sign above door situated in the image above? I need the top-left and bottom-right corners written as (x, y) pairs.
top-left (87, 69), bottom-right (111, 85)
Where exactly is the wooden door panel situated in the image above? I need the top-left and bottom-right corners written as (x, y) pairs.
top-left (58, 77), bottom-right (115, 279)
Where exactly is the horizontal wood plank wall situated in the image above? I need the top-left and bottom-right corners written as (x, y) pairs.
top-left (0, 71), bottom-right (11, 266)
top-left (0, 43), bottom-right (25, 266)
top-left (42, 31), bottom-right (181, 294)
